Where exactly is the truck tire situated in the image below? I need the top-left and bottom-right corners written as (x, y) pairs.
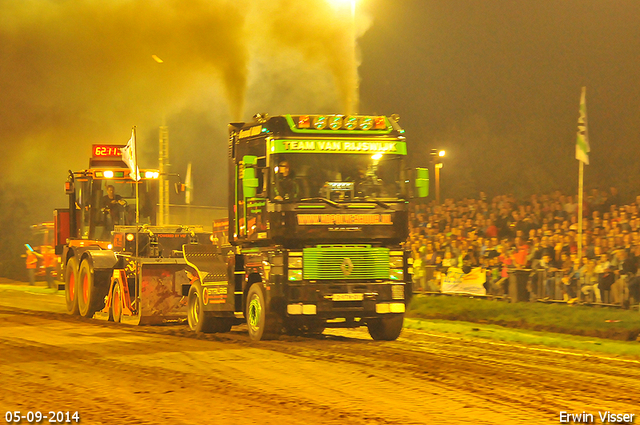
top-left (77, 260), bottom-right (106, 318)
top-left (64, 257), bottom-right (79, 315)
top-left (111, 282), bottom-right (123, 323)
top-left (367, 313), bottom-right (404, 341)
top-left (246, 283), bottom-right (280, 341)
top-left (187, 281), bottom-right (225, 333)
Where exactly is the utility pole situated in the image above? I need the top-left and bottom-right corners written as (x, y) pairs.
top-left (430, 149), bottom-right (445, 205)
top-left (159, 124), bottom-right (170, 226)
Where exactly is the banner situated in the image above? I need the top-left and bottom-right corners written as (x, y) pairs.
top-left (441, 267), bottom-right (487, 295)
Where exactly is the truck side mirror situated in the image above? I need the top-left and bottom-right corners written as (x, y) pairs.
top-left (242, 155), bottom-right (259, 198)
top-left (415, 167), bottom-right (429, 198)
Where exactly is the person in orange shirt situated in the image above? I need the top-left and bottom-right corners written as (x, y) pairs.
top-left (25, 247), bottom-right (42, 286)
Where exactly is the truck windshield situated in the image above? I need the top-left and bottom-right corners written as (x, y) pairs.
top-left (272, 153), bottom-right (406, 202)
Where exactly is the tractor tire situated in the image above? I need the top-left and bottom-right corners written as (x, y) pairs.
top-left (77, 260), bottom-right (107, 318)
top-left (367, 313), bottom-right (404, 341)
top-left (64, 257), bottom-right (79, 315)
top-left (246, 283), bottom-right (280, 341)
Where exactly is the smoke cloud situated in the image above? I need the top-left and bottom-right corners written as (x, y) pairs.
top-left (0, 0), bottom-right (370, 206)
top-left (0, 0), bottom-right (372, 278)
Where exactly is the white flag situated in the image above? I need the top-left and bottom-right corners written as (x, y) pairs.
top-left (121, 128), bottom-right (140, 181)
top-left (185, 162), bottom-right (193, 205)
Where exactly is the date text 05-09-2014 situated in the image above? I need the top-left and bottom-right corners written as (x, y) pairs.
top-left (4, 411), bottom-right (80, 424)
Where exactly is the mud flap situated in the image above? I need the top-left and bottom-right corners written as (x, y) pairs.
top-left (183, 244), bottom-right (234, 313)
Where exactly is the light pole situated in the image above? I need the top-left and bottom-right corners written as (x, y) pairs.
top-left (430, 149), bottom-right (445, 204)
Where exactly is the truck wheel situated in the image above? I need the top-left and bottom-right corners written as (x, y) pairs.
top-left (246, 283), bottom-right (279, 341)
top-left (367, 314), bottom-right (404, 341)
top-left (77, 260), bottom-right (103, 318)
top-left (64, 257), bottom-right (79, 315)
top-left (111, 282), bottom-right (123, 323)
top-left (187, 282), bottom-right (219, 333)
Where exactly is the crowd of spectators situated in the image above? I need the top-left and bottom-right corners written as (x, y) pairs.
top-left (407, 188), bottom-right (640, 308)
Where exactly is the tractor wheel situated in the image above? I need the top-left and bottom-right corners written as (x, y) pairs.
top-left (111, 282), bottom-right (123, 323)
top-left (64, 257), bottom-right (79, 315)
top-left (367, 313), bottom-right (404, 341)
top-left (246, 283), bottom-right (280, 341)
top-left (77, 259), bottom-right (105, 318)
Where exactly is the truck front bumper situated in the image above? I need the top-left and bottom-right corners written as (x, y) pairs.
top-left (283, 281), bottom-right (409, 319)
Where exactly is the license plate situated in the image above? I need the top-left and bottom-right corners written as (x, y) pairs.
top-left (332, 293), bottom-right (363, 301)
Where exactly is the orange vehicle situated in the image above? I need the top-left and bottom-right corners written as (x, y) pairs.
top-left (29, 222), bottom-right (61, 284)
top-left (54, 144), bottom-right (212, 324)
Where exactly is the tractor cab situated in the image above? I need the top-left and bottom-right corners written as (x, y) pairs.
top-left (72, 169), bottom-right (159, 241)
top-left (59, 144), bottom-right (160, 245)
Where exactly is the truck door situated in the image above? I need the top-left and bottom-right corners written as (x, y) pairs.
top-left (236, 140), bottom-right (267, 242)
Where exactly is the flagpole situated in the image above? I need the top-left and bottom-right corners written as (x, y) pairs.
top-left (575, 86), bottom-right (589, 287)
top-left (134, 126), bottom-right (139, 225)
top-left (577, 160), bottom-right (583, 266)
top-left (134, 126), bottom-right (139, 260)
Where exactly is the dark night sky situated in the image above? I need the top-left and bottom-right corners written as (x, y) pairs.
top-left (1, 0), bottom-right (640, 224)
top-left (360, 0), bottom-right (640, 199)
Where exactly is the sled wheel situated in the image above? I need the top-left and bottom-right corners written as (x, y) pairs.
top-left (111, 282), bottom-right (123, 323)
top-left (187, 281), bottom-right (220, 333)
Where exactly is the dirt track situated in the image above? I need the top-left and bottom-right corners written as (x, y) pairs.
top-left (0, 286), bottom-right (639, 425)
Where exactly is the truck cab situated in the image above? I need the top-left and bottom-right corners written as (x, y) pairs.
top-left (184, 114), bottom-right (427, 341)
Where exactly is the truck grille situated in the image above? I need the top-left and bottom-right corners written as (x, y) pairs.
top-left (303, 246), bottom-right (390, 280)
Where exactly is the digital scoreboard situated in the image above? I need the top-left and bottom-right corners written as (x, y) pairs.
top-left (92, 145), bottom-right (124, 158)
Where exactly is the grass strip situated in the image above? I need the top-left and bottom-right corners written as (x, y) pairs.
top-left (408, 294), bottom-right (640, 341)
top-left (403, 318), bottom-right (640, 358)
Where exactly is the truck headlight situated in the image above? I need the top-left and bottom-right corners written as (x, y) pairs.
top-left (288, 269), bottom-right (303, 281)
top-left (389, 256), bottom-right (404, 268)
top-left (389, 269), bottom-right (403, 281)
top-left (288, 257), bottom-right (303, 269)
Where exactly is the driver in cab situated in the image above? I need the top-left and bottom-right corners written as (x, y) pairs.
top-left (102, 184), bottom-right (127, 228)
top-left (274, 161), bottom-right (299, 202)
